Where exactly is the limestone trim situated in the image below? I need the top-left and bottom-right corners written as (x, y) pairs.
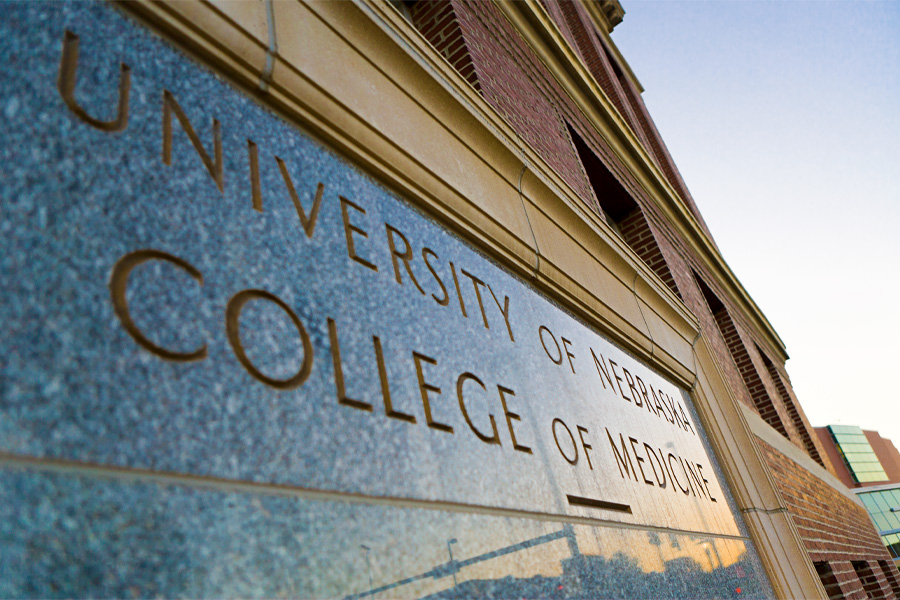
top-left (742, 404), bottom-right (863, 508)
top-left (691, 335), bottom-right (827, 598)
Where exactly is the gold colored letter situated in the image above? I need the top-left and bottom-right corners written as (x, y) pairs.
top-left (109, 249), bottom-right (206, 362)
top-left (57, 30), bottom-right (131, 132)
top-left (226, 290), bottom-right (314, 390)
top-left (162, 90), bottom-right (224, 194)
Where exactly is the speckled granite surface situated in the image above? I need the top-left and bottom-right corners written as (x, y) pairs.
top-left (0, 2), bottom-right (774, 597)
top-left (0, 467), bottom-right (773, 599)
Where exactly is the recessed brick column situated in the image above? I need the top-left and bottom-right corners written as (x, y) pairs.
top-left (759, 351), bottom-right (826, 467)
top-left (410, 0), bottom-right (481, 90)
top-left (619, 208), bottom-right (681, 299)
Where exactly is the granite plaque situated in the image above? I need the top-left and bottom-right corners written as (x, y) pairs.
top-left (1, 3), bottom-right (775, 597)
top-left (1, 1), bottom-right (737, 534)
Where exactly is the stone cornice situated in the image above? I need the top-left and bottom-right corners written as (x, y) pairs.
top-left (582, 0), bottom-right (643, 93)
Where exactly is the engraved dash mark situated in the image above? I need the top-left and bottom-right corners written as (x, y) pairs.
top-left (566, 494), bottom-right (632, 514)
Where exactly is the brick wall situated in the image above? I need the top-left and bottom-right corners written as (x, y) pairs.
top-left (880, 561), bottom-right (900, 598)
top-left (816, 561), bottom-right (847, 600)
top-left (556, 0), bottom-right (649, 150)
top-left (550, 0), bottom-right (717, 244)
top-left (410, 0), bottom-right (481, 90)
top-left (421, 0), bottom-right (829, 463)
top-left (618, 208), bottom-right (681, 298)
top-left (455, 1), bottom-right (601, 208)
top-left (712, 305), bottom-right (789, 437)
top-left (854, 560), bottom-right (889, 599)
top-left (760, 351), bottom-right (827, 468)
top-left (757, 437), bottom-right (900, 598)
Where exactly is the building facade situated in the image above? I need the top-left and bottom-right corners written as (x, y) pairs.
top-left (816, 425), bottom-right (900, 569)
top-left (0, 0), bottom-right (898, 598)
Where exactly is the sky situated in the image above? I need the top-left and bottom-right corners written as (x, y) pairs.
top-left (610, 1), bottom-right (900, 446)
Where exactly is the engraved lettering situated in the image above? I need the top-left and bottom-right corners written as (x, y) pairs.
top-left (664, 392), bottom-right (684, 430)
top-left (374, 335), bottom-right (415, 422)
top-left (644, 380), bottom-right (671, 423)
top-left (422, 248), bottom-right (450, 306)
top-left (679, 401), bottom-right (696, 435)
top-left (577, 425), bottom-right (593, 470)
top-left (591, 348), bottom-right (613, 390)
top-left (276, 157), bottom-right (324, 238)
top-left (643, 443), bottom-right (667, 488)
top-left (608, 360), bottom-right (628, 400)
top-left (57, 30), bottom-right (131, 132)
top-left (657, 393), bottom-right (673, 424)
top-left (460, 268), bottom-right (490, 329)
top-left (456, 372), bottom-right (500, 445)
top-left (413, 352), bottom-right (452, 433)
top-left (552, 418), bottom-right (578, 465)
top-left (498, 386), bottom-right (531, 453)
top-left (339, 196), bottom-right (378, 271)
top-left (226, 289), bottom-right (313, 389)
top-left (449, 261), bottom-right (467, 317)
top-left (630, 436), bottom-right (654, 486)
top-left (660, 447), bottom-right (678, 494)
top-left (561, 337), bottom-right (576, 374)
top-left (607, 429), bottom-right (637, 482)
top-left (248, 140), bottom-right (262, 212)
top-left (622, 368), bottom-right (642, 406)
top-left (162, 90), bottom-right (223, 193)
top-left (110, 249), bottom-right (206, 362)
top-left (486, 283), bottom-right (514, 342)
top-left (539, 325), bottom-right (562, 365)
top-left (386, 224), bottom-right (425, 294)
top-left (668, 453), bottom-right (690, 494)
top-left (679, 456), bottom-right (697, 496)
top-left (699, 465), bottom-right (716, 502)
top-left (328, 317), bottom-right (372, 411)
top-left (685, 461), bottom-right (707, 499)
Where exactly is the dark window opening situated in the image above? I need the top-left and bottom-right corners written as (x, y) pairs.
top-left (567, 123), bottom-right (635, 225)
top-left (388, 0), bottom-right (414, 21)
top-left (694, 272), bottom-right (788, 438)
top-left (567, 123), bottom-right (681, 298)
top-left (601, 38), bottom-right (625, 80)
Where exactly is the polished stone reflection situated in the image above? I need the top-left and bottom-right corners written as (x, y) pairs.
top-left (0, 467), bottom-right (773, 599)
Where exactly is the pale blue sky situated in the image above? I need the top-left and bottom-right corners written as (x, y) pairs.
top-left (611, 1), bottom-right (900, 446)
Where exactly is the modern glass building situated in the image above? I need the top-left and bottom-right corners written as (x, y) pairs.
top-left (818, 425), bottom-right (900, 567)
top-left (859, 487), bottom-right (900, 563)
top-left (828, 425), bottom-right (890, 485)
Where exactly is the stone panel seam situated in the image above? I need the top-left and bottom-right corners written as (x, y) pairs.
top-left (259, 0), bottom-right (277, 92)
top-left (516, 163), bottom-right (541, 277)
top-left (631, 270), bottom-right (654, 358)
top-left (0, 453), bottom-right (752, 541)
